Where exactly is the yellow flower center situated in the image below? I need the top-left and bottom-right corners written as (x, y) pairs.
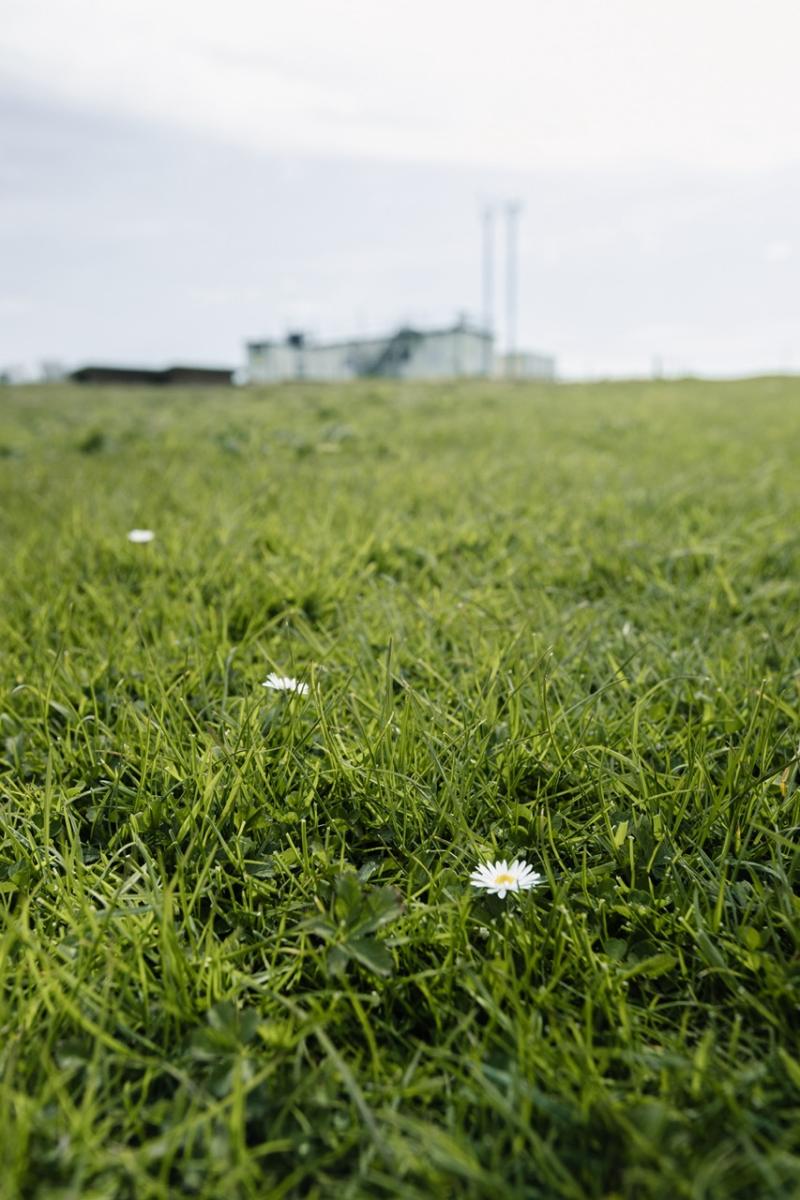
top-left (495, 873), bottom-right (515, 885)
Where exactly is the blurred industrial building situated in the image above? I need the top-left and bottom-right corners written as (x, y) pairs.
top-left (246, 321), bottom-right (555, 383)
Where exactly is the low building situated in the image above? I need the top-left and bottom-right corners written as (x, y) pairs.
top-left (495, 351), bottom-right (557, 381)
top-left (71, 366), bottom-right (164, 385)
top-left (70, 365), bottom-right (233, 386)
top-left (161, 366), bottom-right (234, 386)
top-left (246, 321), bottom-right (494, 383)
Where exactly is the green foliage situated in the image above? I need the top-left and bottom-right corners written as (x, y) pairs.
top-left (302, 872), bottom-right (404, 978)
top-left (1, 377), bottom-right (800, 1197)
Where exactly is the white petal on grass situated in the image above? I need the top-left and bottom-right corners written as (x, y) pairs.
top-left (261, 672), bottom-right (309, 696)
top-left (127, 529), bottom-right (155, 543)
top-left (469, 858), bottom-right (543, 900)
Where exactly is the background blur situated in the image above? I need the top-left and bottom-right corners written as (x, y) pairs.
top-left (1, 0), bottom-right (798, 381)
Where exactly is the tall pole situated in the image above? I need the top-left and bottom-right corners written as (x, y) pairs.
top-left (505, 201), bottom-right (521, 378)
top-left (481, 205), bottom-right (494, 377)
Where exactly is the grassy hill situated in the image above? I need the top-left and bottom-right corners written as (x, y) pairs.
top-left (2, 377), bottom-right (800, 1198)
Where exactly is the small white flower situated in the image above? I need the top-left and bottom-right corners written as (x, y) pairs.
top-left (127, 529), bottom-right (155, 543)
top-left (261, 672), bottom-right (309, 696)
top-left (469, 858), bottom-right (542, 900)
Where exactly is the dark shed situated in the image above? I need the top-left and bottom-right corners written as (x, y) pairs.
top-left (71, 365), bottom-right (234, 386)
top-left (161, 366), bottom-right (233, 386)
top-left (70, 366), bottom-right (163, 385)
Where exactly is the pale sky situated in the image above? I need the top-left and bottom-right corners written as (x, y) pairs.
top-left (1, 0), bottom-right (798, 378)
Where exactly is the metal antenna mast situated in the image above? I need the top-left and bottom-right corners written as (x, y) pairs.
top-left (505, 200), bottom-right (521, 378)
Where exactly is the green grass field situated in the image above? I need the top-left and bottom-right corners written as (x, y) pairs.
top-left (2, 377), bottom-right (800, 1199)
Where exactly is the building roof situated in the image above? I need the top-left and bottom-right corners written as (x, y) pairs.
top-left (247, 321), bottom-right (492, 354)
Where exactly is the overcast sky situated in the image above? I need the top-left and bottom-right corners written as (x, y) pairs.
top-left (1, 0), bottom-right (798, 378)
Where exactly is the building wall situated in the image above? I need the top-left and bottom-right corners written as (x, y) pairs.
top-left (247, 328), bottom-right (492, 383)
top-left (402, 329), bottom-right (489, 379)
top-left (247, 342), bottom-right (302, 382)
top-left (71, 366), bottom-right (234, 385)
top-left (247, 338), bottom-right (388, 381)
top-left (496, 352), bottom-right (557, 381)
top-left (304, 339), bottom-right (393, 380)
top-left (163, 367), bottom-right (233, 386)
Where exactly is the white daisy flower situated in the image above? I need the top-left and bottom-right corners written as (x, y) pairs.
top-left (469, 858), bottom-right (542, 899)
top-left (127, 529), bottom-right (155, 543)
top-left (261, 673), bottom-right (309, 696)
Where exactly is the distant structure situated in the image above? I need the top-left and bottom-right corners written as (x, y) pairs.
top-left (40, 360), bottom-right (68, 382)
top-left (246, 320), bottom-right (555, 383)
top-left (70, 365), bottom-right (233, 386)
top-left (161, 366), bottom-right (234, 386)
top-left (246, 322), bottom-right (491, 383)
top-left (496, 351), bottom-right (556, 381)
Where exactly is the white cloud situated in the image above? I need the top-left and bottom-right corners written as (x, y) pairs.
top-left (2, 0), bottom-right (800, 172)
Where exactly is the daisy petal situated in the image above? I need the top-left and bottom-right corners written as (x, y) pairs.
top-left (261, 673), bottom-right (309, 696)
top-left (468, 855), bottom-right (545, 900)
